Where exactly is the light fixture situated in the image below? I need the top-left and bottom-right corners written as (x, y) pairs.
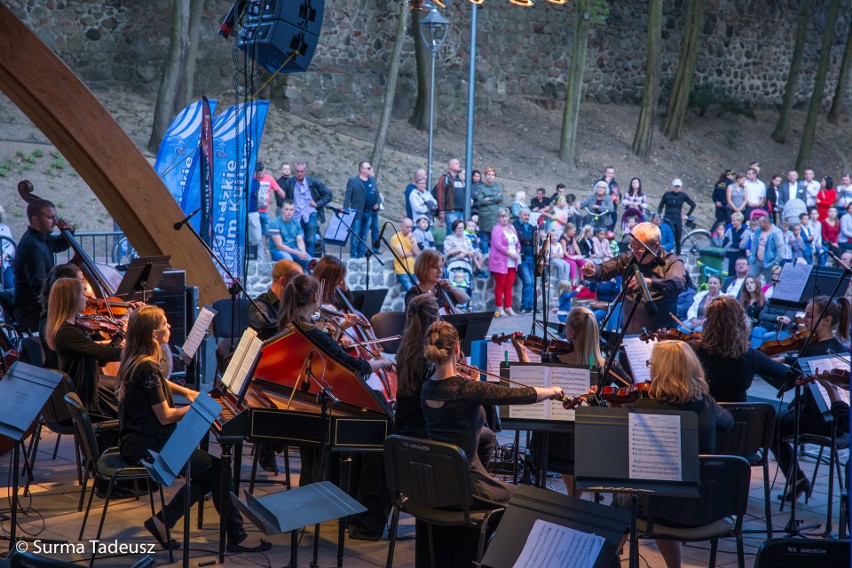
top-left (408, 0), bottom-right (444, 11)
top-left (468, 0), bottom-right (485, 4)
top-left (508, 0), bottom-right (534, 6)
top-left (419, 7), bottom-right (450, 53)
top-left (545, 0), bottom-right (568, 4)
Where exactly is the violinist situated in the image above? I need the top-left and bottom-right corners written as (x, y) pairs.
top-left (311, 255), bottom-right (363, 330)
top-left (13, 196), bottom-right (74, 331)
top-left (422, 321), bottom-right (564, 504)
top-left (38, 263), bottom-right (86, 369)
top-left (690, 296), bottom-right (789, 402)
top-left (44, 278), bottom-right (123, 419)
top-left (772, 296), bottom-right (851, 501)
top-left (395, 295), bottom-right (441, 438)
top-left (403, 249), bottom-right (469, 311)
top-left (248, 259), bottom-right (303, 340)
top-left (614, 341), bottom-right (732, 568)
top-left (582, 222), bottom-right (685, 334)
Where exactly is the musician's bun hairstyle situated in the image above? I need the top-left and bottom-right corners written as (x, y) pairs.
top-left (424, 321), bottom-right (459, 365)
top-left (810, 296), bottom-right (852, 344)
top-left (278, 274), bottom-right (320, 329)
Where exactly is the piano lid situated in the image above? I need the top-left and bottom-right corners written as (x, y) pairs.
top-left (254, 325), bottom-right (389, 415)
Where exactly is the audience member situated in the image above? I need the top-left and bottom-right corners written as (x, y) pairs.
top-left (476, 167), bottom-right (505, 254)
top-left (413, 216), bottom-right (436, 251)
top-left (268, 200), bottom-right (311, 271)
top-left (658, 178), bottom-right (696, 255)
top-left (408, 175), bottom-right (437, 220)
top-left (281, 162), bottom-right (332, 257)
top-left (816, 176), bottom-right (836, 221)
top-left (721, 257), bottom-right (750, 299)
top-left (748, 215), bottom-right (785, 282)
top-left (513, 208), bottom-right (537, 313)
top-left (803, 168), bottom-right (820, 208)
top-left (530, 187), bottom-right (551, 212)
top-left (343, 161), bottom-right (382, 259)
top-left (743, 167), bottom-right (766, 218)
top-left (404, 167), bottom-right (427, 219)
top-left (723, 212), bottom-right (750, 273)
top-left (765, 173), bottom-right (781, 223)
top-left (778, 170), bottom-right (806, 219)
top-left (490, 208), bottom-right (521, 317)
top-left (389, 218), bottom-right (420, 291)
top-left (822, 206), bottom-right (841, 253)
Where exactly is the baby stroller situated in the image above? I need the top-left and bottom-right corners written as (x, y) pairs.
top-left (620, 206), bottom-right (645, 234)
top-left (445, 255), bottom-right (473, 311)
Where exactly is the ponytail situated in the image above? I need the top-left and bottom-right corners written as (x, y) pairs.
top-left (811, 295), bottom-right (851, 344)
top-left (278, 274), bottom-right (319, 329)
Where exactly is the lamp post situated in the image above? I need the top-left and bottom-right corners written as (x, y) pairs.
top-left (463, 4), bottom-right (477, 221)
top-left (419, 7), bottom-right (449, 194)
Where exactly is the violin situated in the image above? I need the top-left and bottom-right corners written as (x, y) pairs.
top-left (796, 368), bottom-right (850, 390)
top-left (562, 382), bottom-right (652, 409)
top-left (756, 331), bottom-right (808, 357)
top-left (491, 331), bottom-right (575, 356)
top-left (639, 328), bottom-right (701, 343)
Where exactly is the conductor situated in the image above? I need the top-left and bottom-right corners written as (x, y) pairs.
top-left (581, 221), bottom-right (685, 334)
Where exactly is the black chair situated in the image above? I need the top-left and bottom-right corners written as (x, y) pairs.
top-left (7, 551), bottom-right (154, 568)
top-left (64, 392), bottom-right (173, 566)
top-left (384, 435), bottom-right (505, 568)
top-left (27, 371), bottom-right (83, 486)
top-left (211, 297), bottom-right (250, 376)
top-left (17, 336), bottom-right (43, 367)
top-left (370, 311), bottom-right (406, 355)
top-left (714, 402), bottom-right (776, 539)
top-left (637, 455), bottom-right (751, 568)
top-left (754, 537), bottom-right (850, 568)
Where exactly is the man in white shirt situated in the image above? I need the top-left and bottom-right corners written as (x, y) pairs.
top-left (743, 167), bottom-right (766, 218)
top-left (721, 257), bottom-right (750, 299)
top-left (836, 173), bottom-right (852, 212)
top-left (803, 168), bottom-right (820, 208)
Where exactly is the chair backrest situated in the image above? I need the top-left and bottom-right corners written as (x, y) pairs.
top-left (18, 336), bottom-right (44, 367)
top-left (0, 289), bottom-right (15, 323)
top-left (714, 402), bottom-right (776, 458)
top-left (370, 311), bottom-right (406, 355)
top-left (64, 391), bottom-right (101, 464)
top-left (211, 298), bottom-right (250, 341)
top-left (643, 455), bottom-right (751, 529)
top-left (755, 537), bottom-right (850, 568)
top-left (384, 435), bottom-right (472, 514)
top-left (41, 371), bottom-right (77, 425)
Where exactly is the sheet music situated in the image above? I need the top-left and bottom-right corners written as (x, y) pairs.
top-left (220, 328), bottom-right (261, 396)
top-left (512, 519), bottom-right (604, 568)
top-left (487, 341), bottom-right (539, 382)
top-left (323, 209), bottom-right (357, 243)
top-left (508, 365), bottom-right (548, 420)
top-left (622, 335), bottom-right (656, 383)
top-left (771, 263), bottom-right (812, 303)
top-left (549, 366), bottom-right (592, 421)
top-left (806, 356), bottom-right (851, 406)
top-left (628, 412), bottom-right (682, 481)
top-left (180, 305), bottom-right (216, 361)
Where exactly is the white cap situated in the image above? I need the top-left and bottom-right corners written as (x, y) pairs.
top-left (672, 178), bottom-right (683, 187)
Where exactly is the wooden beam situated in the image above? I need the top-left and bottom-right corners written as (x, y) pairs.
top-left (0, 4), bottom-right (228, 306)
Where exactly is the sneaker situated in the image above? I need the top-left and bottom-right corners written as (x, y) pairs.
top-left (504, 308), bottom-right (517, 317)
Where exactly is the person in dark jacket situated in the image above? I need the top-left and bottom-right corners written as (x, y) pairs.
top-left (281, 161), bottom-right (333, 257)
top-left (658, 179), bottom-right (696, 255)
top-left (343, 161), bottom-right (383, 259)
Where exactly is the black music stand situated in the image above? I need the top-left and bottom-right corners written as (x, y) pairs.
top-left (443, 311), bottom-right (494, 354)
top-left (0, 362), bottom-right (63, 549)
top-left (574, 407), bottom-right (700, 568)
top-left (480, 485), bottom-right (630, 568)
top-left (349, 289), bottom-right (388, 321)
top-left (144, 391), bottom-right (221, 568)
top-left (322, 209), bottom-right (357, 250)
top-left (115, 255), bottom-right (172, 302)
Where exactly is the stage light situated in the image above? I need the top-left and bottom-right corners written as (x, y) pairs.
top-left (509, 0), bottom-right (534, 6)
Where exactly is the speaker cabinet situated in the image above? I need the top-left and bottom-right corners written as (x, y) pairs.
top-left (237, 0), bottom-right (325, 74)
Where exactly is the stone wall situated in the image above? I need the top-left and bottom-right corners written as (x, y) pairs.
top-left (5, 0), bottom-right (851, 121)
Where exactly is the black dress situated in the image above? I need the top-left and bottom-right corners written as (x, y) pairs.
top-left (693, 345), bottom-right (789, 402)
top-left (421, 376), bottom-right (537, 504)
top-left (54, 321), bottom-right (122, 417)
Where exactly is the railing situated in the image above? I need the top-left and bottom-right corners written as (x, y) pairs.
top-left (53, 231), bottom-right (133, 267)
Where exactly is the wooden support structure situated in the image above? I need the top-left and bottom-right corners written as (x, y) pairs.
top-left (0, 5), bottom-right (228, 306)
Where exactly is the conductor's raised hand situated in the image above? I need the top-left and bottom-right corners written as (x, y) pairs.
top-left (581, 263), bottom-right (597, 279)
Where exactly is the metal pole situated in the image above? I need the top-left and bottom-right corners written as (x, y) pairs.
top-left (463, 4), bottom-right (477, 221)
top-left (427, 48), bottom-right (437, 194)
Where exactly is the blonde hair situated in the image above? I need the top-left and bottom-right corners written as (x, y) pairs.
top-left (565, 307), bottom-right (603, 369)
top-left (45, 278), bottom-right (84, 351)
top-left (116, 306), bottom-right (167, 401)
top-left (556, 280), bottom-right (573, 297)
top-left (424, 321), bottom-right (459, 365)
top-left (648, 341), bottom-right (709, 404)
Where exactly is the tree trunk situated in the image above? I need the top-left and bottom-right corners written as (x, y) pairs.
top-left (174, 0), bottom-right (203, 115)
top-left (796, 0), bottom-right (841, 171)
top-left (632, 0), bottom-right (662, 160)
top-left (662, 0), bottom-right (705, 141)
top-left (772, 0), bottom-right (812, 143)
top-left (827, 25), bottom-right (852, 124)
top-left (559, 0), bottom-right (590, 164)
top-left (147, 0), bottom-right (190, 154)
top-left (409, 9), bottom-right (432, 131)
top-left (371, 0), bottom-right (409, 175)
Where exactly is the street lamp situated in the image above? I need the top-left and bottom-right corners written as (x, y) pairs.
top-left (418, 7), bottom-right (449, 195)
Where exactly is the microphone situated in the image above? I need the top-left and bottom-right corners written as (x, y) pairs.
top-left (373, 221), bottom-right (389, 250)
top-left (632, 262), bottom-right (658, 317)
top-left (173, 208), bottom-right (201, 231)
top-left (327, 206), bottom-right (346, 216)
top-left (826, 249), bottom-right (852, 274)
top-left (535, 233), bottom-right (549, 278)
top-left (629, 234), bottom-right (666, 266)
top-left (299, 351), bottom-right (314, 392)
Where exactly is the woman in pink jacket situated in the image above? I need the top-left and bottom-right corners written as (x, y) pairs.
top-left (489, 208), bottom-right (521, 317)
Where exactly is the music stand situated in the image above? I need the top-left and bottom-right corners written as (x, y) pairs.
top-left (350, 289), bottom-right (388, 320)
top-left (443, 311), bottom-right (494, 354)
top-left (574, 407), bottom-right (700, 568)
top-left (322, 209), bottom-right (357, 249)
top-left (0, 362), bottom-right (63, 549)
top-left (115, 255), bottom-right (172, 302)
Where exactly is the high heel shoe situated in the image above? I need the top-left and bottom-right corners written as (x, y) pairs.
top-left (778, 477), bottom-right (812, 502)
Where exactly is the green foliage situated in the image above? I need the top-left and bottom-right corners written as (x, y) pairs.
top-left (660, 80), bottom-right (751, 119)
top-left (722, 127), bottom-right (738, 148)
top-left (50, 150), bottom-right (62, 159)
top-left (587, 0), bottom-right (610, 24)
top-left (52, 158), bottom-right (65, 170)
top-left (11, 207), bottom-right (23, 217)
top-left (31, 149), bottom-right (44, 158)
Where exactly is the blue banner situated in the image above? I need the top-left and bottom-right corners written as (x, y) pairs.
top-left (154, 99), bottom-right (217, 210)
top-left (208, 101), bottom-right (269, 281)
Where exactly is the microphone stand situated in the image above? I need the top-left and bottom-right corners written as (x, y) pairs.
top-left (780, 252), bottom-right (848, 536)
top-left (333, 209), bottom-right (384, 289)
top-left (531, 231), bottom-right (543, 337)
top-left (374, 221), bottom-right (423, 295)
top-left (174, 216), bottom-right (274, 353)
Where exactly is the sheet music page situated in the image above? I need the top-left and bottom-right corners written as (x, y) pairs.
top-left (622, 336), bottom-right (655, 383)
top-left (324, 210), bottom-right (357, 242)
top-left (549, 366), bottom-right (592, 421)
top-left (628, 412), bottom-right (682, 481)
top-left (181, 305), bottom-right (216, 360)
top-left (806, 356), bottom-right (850, 406)
top-left (771, 263), bottom-right (812, 303)
top-left (512, 519), bottom-right (604, 568)
top-left (229, 334), bottom-right (263, 398)
top-left (508, 365), bottom-right (549, 420)
top-left (487, 341), bottom-right (539, 382)
top-left (220, 328), bottom-right (258, 392)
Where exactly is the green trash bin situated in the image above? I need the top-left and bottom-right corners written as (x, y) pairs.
top-left (697, 247), bottom-right (726, 284)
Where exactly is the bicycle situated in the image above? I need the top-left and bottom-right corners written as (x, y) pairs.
top-left (111, 234), bottom-right (138, 266)
top-left (581, 206), bottom-right (614, 232)
top-left (679, 216), bottom-right (712, 258)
